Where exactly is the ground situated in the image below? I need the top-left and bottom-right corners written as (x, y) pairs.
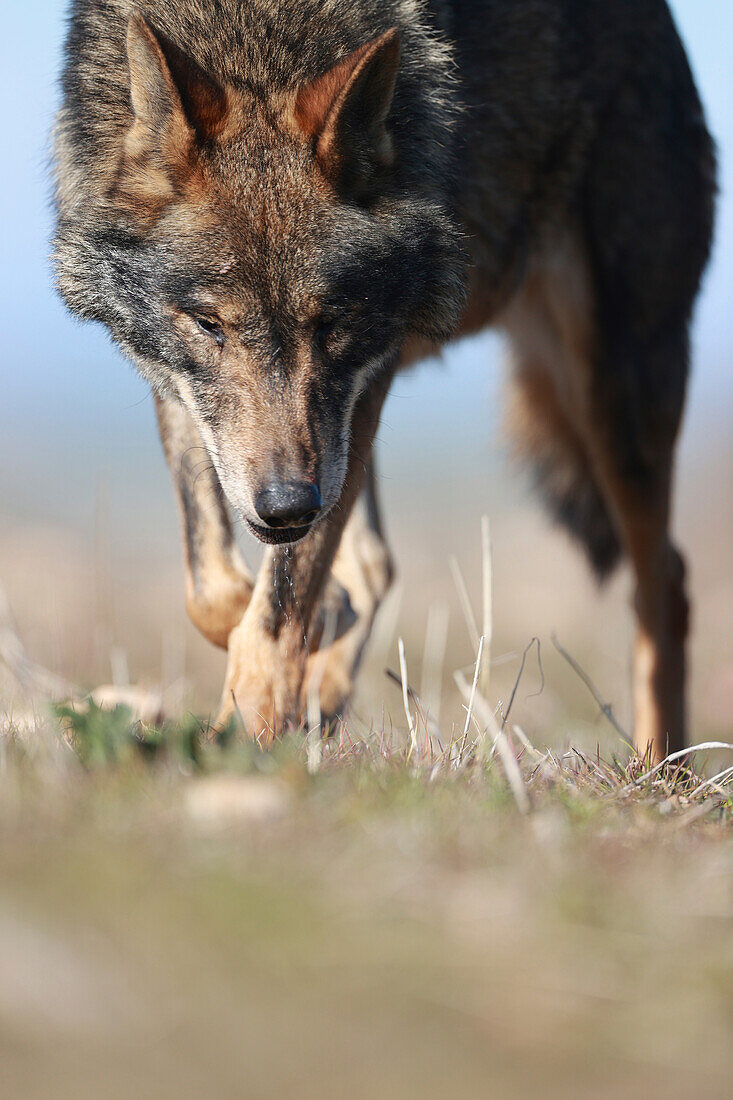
top-left (1, 650), bottom-right (732, 1097)
top-left (1, 435), bottom-right (731, 1098)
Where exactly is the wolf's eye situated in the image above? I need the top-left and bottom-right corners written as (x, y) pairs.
top-left (315, 316), bottom-right (337, 347)
top-left (315, 312), bottom-right (350, 354)
top-left (193, 315), bottom-right (225, 348)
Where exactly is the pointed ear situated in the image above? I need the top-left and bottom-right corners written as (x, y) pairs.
top-left (111, 16), bottom-right (228, 214)
top-left (294, 28), bottom-right (400, 200)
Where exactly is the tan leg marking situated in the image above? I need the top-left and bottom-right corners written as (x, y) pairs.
top-left (613, 500), bottom-right (688, 761)
top-left (218, 562), bottom-right (305, 743)
top-left (303, 461), bottom-right (394, 721)
top-left (155, 393), bottom-right (253, 649)
top-left (184, 553), bottom-right (252, 651)
top-left (502, 229), bottom-right (687, 761)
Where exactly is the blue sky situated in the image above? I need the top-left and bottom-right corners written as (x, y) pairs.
top-left (1, 1), bottom-right (731, 520)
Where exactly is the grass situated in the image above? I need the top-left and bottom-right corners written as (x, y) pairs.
top-left (0, 691), bottom-right (732, 1098)
top-left (1, 520), bottom-right (733, 1098)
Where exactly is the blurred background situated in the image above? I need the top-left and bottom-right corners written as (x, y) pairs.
top-left (1, 0), bottom-right (731, 744)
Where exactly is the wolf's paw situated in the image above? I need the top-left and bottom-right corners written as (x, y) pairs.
top-left (309, 574), bottom-right (357, 649)
top-left (302, 640), bottom-right (357, 726)
top-left (301, 527), bottom-right (394, 726)
top-left (216, 606), bottom-right (306, 743)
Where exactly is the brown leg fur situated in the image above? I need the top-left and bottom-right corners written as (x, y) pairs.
top-left (303, 459), bottom-right (394, 721)
top-left (155, 393), bottom-right (253, 649)
top-left (503, 230), bottom-right (688, 762)
top-left (588, 471), bottom-right (688, 762)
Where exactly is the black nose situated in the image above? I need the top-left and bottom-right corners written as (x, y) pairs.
top-left (254, 480), bottom-right (322, 530)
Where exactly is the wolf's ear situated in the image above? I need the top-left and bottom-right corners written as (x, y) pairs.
top-left (294, 29), bottom-right (400, 200)
top-left (111, 16), bottom-right (228, 214)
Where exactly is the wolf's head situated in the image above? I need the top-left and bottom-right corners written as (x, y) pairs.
top-left (55, 15), bottom-right (465, 542)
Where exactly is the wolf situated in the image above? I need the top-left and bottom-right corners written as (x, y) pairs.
top-left (53, 0), bottom-right (715, 760)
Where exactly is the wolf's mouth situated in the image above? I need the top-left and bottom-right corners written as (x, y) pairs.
top-left (245, 520), bottom-right (313, 546)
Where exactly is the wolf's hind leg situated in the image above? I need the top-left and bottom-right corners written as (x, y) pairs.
top-left (506, 363), bottom-right (622, 584)
top-left (578, 328), bottom-right (689, 763)
top-left (578, 66), bottom-right (712, 760)
top-left (600, 480), bottom-right (688, 764)
top-left (504, 229), bottom-right (689, 763)
top-left (155, 394), bottom-right (253, 649)
top-left (304, 460), bottom-right (394, 722)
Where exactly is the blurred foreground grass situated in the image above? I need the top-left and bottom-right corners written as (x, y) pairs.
top-left (0, 696), bottom-right (732, 1099)
top-left (1, 487), bottom-right (732, 1097)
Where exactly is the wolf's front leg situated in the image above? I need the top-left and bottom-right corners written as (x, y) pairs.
top-left (303, 460), bottom-right (393, 721)
top-left (217, 374), bottom-right (393, 741)
top-left (155, 394), bottom-right (253, 649)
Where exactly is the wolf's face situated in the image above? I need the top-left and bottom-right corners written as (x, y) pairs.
top-left (140, 193), bottom-right (414, 542)
top-left (56, 18), bottom-right (464, 541)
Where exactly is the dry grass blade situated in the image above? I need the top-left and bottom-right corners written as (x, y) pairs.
top-left (421, 601), bottom-right (449, 727)
top-left (459, 635), bottom-right (485, 763)
top-left (617, 742), bottom-right (733, 796)
top-left (305, 605), bottom-right (339, 774)
top-left (687, 765), bottom-right (733, 800)
top-left (474, 691), bottom-right (530, 814)
top-left (398, 638), bottom-right (418, 763)
top-left (449, 555), bottom-right (480, 652)
top-left (500, 637), bottom-right (543, 732)
top-left (480, 515), bottom-right (493, 699)
top-left (551, 632), bottom-right (628, 741)
top-left (512, 724), bottom-right (543, 760)
top-left (452, 669), bottom-right (485, 748)
top-left (453, 673), bottom-right (530, 814)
